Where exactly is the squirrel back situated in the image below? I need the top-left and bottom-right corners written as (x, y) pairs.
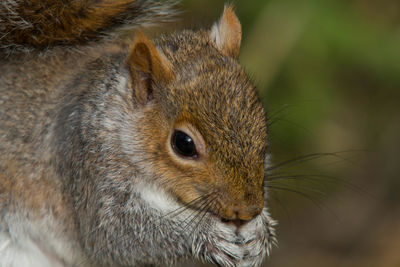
top-left (0, 1), bottom-right (276, 266)
top-left (0, 0), bottom-right (176, 54)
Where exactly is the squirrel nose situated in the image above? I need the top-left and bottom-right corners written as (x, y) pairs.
top-left (220, 204), bottom-right (262, 229)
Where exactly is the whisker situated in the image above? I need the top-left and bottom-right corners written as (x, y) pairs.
top-left (187, 195), bottom-right (219, 238)
top-left (268, 117), bottom-right (313, 135)
top-left (160, 193), bottom-right (210, 220)
top-left (180, 194), bottom-right (217, 232)
top-left (266, 181), bottom-right (328, 197)
top-left (265, 185), bottom-right (325, 210)
top-left (265, 150), bottom-right (367, 172)
top-left (265, 185), bottom-right (339, 221)
top-left (267, 191), bottom-right (293, 224)
top-left (266, 104), bottom-right (294, 126)
top-left (266, 173), bottom-right (373, 198)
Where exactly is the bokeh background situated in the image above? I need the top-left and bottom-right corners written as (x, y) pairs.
top-left (172, 0), bottom-right (400, 266)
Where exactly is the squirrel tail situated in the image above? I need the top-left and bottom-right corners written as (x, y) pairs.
top-left (0, 0), bottom-right (178, 54)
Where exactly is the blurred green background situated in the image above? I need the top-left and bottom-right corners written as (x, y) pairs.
top-left (173, 0), bottom-right (400, 266)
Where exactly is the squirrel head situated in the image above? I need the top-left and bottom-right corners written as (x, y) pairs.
top-left (127, 6), bottom-right (267, 223)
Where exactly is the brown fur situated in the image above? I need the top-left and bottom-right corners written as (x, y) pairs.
top-left (0, 0), bottom-right (176, 53)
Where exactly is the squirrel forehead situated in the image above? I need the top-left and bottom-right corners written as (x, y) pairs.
top-left (155, 29), bottom-right (262, 115)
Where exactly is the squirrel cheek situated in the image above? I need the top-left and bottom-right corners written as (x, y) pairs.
top-left (173, 185), bottom-right (202, 206)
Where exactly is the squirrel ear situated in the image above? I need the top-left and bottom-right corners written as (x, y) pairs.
top-left (128, 32), bottom-right (173, 105)
top-left (210, 5), bottom-right (242, 58)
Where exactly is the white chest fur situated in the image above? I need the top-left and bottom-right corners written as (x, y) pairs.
top-left (0, 216), bottom-right (83, 267)
top-left (0, 232), bottom-right (63, 267)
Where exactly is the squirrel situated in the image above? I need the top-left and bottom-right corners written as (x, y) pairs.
top-left (0, 1), bottom-right (276, 266)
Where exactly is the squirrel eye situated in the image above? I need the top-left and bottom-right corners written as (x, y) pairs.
top-left (171, 130), bottom-right (198, 158)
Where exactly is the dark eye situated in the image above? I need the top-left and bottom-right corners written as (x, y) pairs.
top-left (171, 130), bottom-right (198, 158)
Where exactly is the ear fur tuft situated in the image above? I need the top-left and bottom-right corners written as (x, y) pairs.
top-left (210, 5), bottom-right (242, 58)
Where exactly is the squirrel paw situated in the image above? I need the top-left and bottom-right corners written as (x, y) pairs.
top-left (192, 209), bottom-right (276, 267)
